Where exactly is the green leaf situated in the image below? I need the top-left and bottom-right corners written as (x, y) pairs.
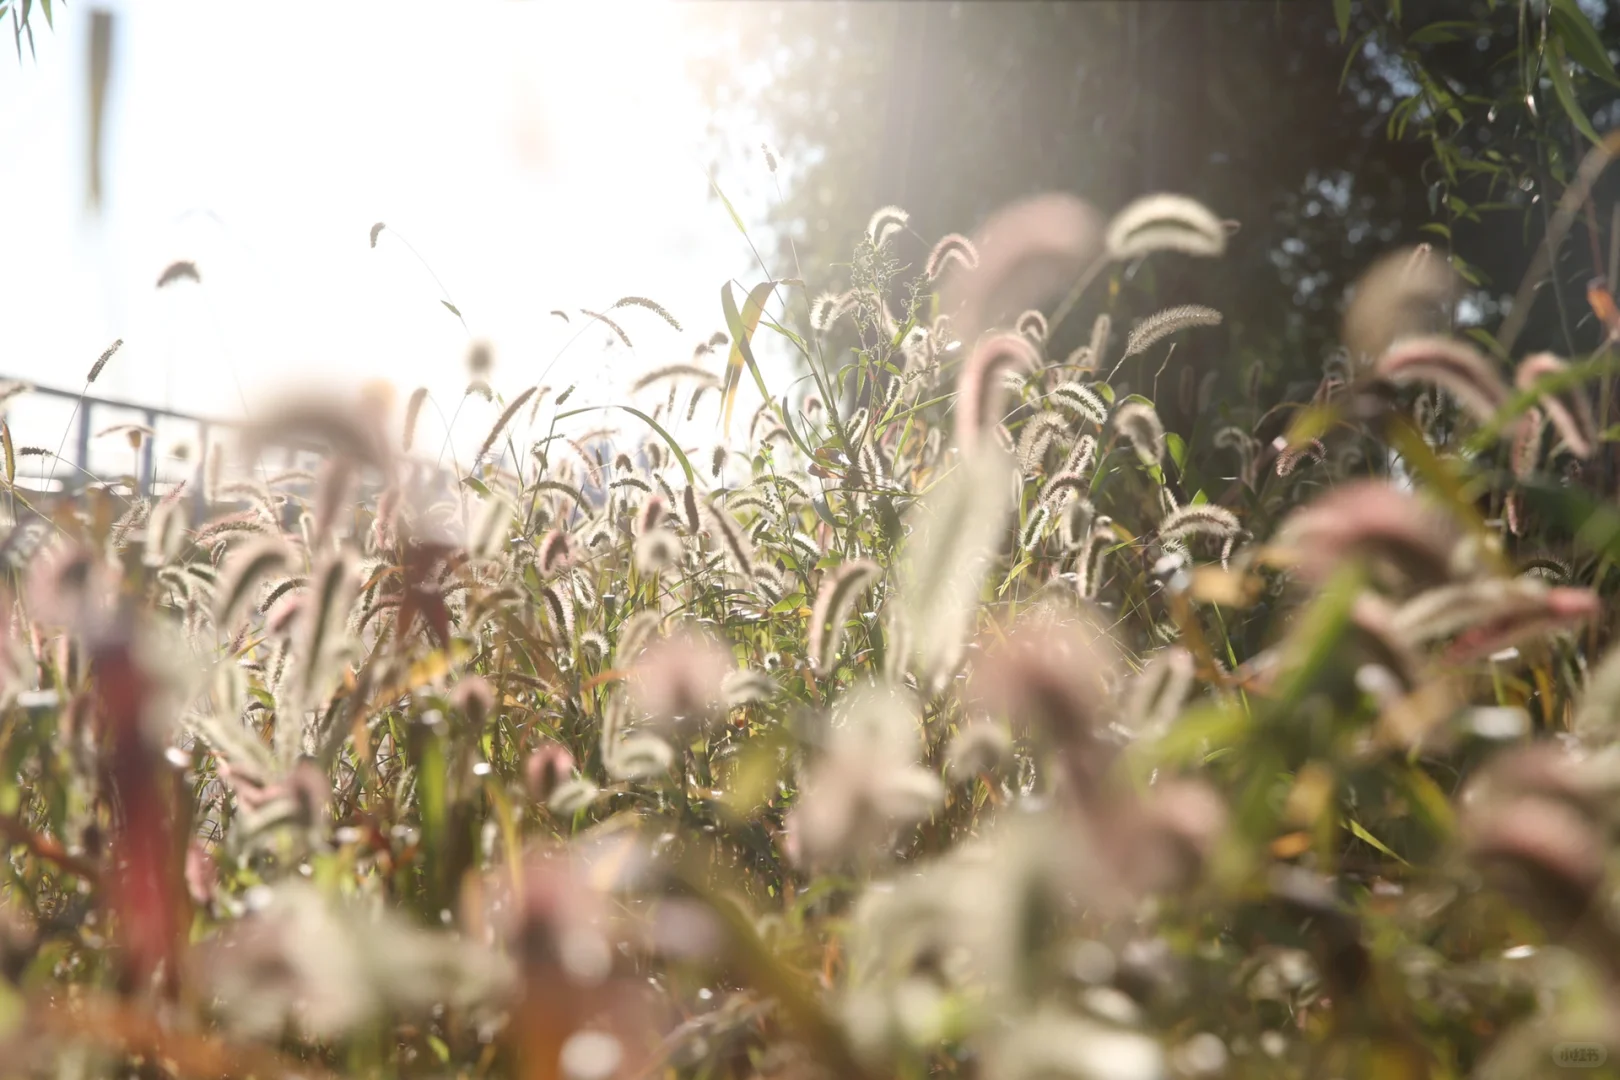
top-left (1462, 325), bottom-right (1507, 359)
top-left (1339, 30), bottom-right (1372, 92)
top-left (1334, 0), bottom-right (1351, 42)
top-left (758, 316), bottom-right (809, 357)
top-left (1546, 39), bottom-right (1602, 147)
top-left (720, 280), bottom-right (778, 434)
top-left (441, 299), bottom-right (462, 318)
top-left (617, 406), bottom-right (697, 487)
top-left (1550, 0), bottom-right (1620, 88)
top-left (1347, 817), bottom-right (1410, 865)
top-left (554, 404), bottom-right (698, 485)
top-left (1164, 430), bottom-right (1188, 472)
top-left (1147, 703), bottom-right (1252, 768)
top-left (1407, 21), bottom-right (1475, 45)
top-left (708, 175), bottom-right (750, 238)
top-left (1466, 352), bottom-right (1620, 450)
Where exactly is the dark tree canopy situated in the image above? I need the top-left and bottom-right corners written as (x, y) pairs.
top-left (687, 0), bottom-right (1620, 400)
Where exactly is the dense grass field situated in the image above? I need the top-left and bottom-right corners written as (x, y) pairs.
top-left (6, 168), bottom-right (1620, 1080)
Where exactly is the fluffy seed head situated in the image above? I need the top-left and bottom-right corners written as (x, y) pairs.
top-left (1159, 504), bottom-right (1240, 543)
top-left (1124, 305), bottom-right (1223, 359)
top-left (87, 339), bottom-right (123, 384)
top-left (536, 529), bottom-right (572, 577)
top-left (1275, 438), bottom-right (1325, 477)
top-left (1515, 352), bottom-right (1597, 459)
top-left (1342, 244), bottom-right (1457, 365)
top-left (1105, 193), bottom-right (1227, 261)
top-left (611, 295), bottom-right (683, 332)
top-left (955, 333), bottom-right (1041, 453)
top-left (1048, 382), bottom-right (1108, 427)
top-left (939, 192), bottom-right (1102, 348)
top-left (867, 205), bottom-right (910, 247)
top-left (1112, 402), bottom-right (1165, 466)
top-left (1017, 309), bottom-right (1050, 346)
top-left (156, 260), bottom-right (201, 288)
top-left (1015, 411), bottom-right (1070, 476)
top-left (926, 233), bottom-right (980, 281)
top-left (1275, 480), bottom-right (1467, 589)
top-left (808, 559), bottom-right (882, 675)
top-left (1087, 313), bottom-right (1112, 369)
top-left (1374, 336), bottom-right (1509, 425)
top-left (630, 629), bottom-right (732, 731)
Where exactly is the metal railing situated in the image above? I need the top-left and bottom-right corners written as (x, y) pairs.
top-left (0, 378), bottom-right (304, 524)
top-left (2, 377), bottom-right (234, 494)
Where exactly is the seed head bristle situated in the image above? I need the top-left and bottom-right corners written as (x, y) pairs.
top-left (1048, 382), bottom-right (1108, 427)
top-left (867, 205), bottom-right (910, 247)
top-left (1124, 305), bottom-right (1223, 358)
top-left (534, 531), bottom-right (573, 579)
top-left (686, 386), bottom-right (710, 423)
top-left (1015, 411), bottom-right (1069, 476)
top-left (1105, 193), bottom-right (1227, 261)
top-left (1088, 313), bottom-right (1112, 369)
top-left (1016, 309), bottom-right (1049, 346)
top-left (611, 295), bottom-right (683, 332)
top-left (87, 339), bottom-right (124, 384)
top-left (926, 233), bottom-right (980, 281)
top-left (475, 386), bottom-right (538, 466)
top-left (156, 260), bottom-right (201, 288)
top-left (466, 340), bottom-right (493, 377)
top-left (956, 333), bottom-right (1041, 453)
top-left (610, 475), bottom-right (651, 495)
top-left (681, 485), bottom-right (701, 535)
top-left (580, 308), bottom-right (634, 349)
top-left (807, 559), bottom-right (882, 675)
top-left (402, 387), bottom-right (428, 452)
top-left (811, 291), bottom-right (852, 333)
top-left (631, 365), bottom-right (719, 394)
top-left (704, 502), bottom-right (755, 576)
top-left (1160, 503), bottom-right (1240, 543)
top-left (1516, 352), bottom-right (1597, 459)
top-left (1275, 438), bottom-right (1326, 477)
top-left (1511, 409), bottom-right (1546, 479)
top-left (1019, 504), bottom-right (1052, 552)
top-left (1039, 470), bottom-right (1092, 509)
top-left (1112, 402), bottom-right (1165, 466)
top-left (634, 528), bottom-right (681, 574)
top-left (1373, 335), bottom-right (1510, 425)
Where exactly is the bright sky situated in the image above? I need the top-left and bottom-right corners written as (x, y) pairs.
top-left (0, 0), bottom-right (774, 487)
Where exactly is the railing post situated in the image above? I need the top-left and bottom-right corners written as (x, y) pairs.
top-left (74, 401), bottom-right (91, 493)
top-left (140, 408), bottom-right (156, 497)
top-left (193, 421), bottom-right (210, 524)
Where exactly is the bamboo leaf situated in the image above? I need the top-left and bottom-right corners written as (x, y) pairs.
top-left (1547, 39), bottom-right (1602, 147)
top-left (720, 280), bottom-right (778, 435)
top-left (1550, 0), bottom-right (1620, 88)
